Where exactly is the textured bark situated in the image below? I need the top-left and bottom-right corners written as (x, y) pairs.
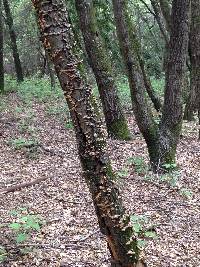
top-left (75, 0), bottom-right (131, 140)
top-left (0, 0), bottom-right (4, 92)
top-left (3, 0), bottom-right (23, 82)
top-left (32, 0), bottom-right (143, 265)
top-left (184, 0), bottom-right (200, 123)
top-left (125, 11), bottom-right (162, 112)
top-left (112, 0), bottom-right (159, 167)
top-left (159, 0), bottom-right (171, 33)
top-left (112, 0), bottom-right (190, 171)
top-left (150, 0), bottom-right (169, 44)
top-left (157, 0), bottom-right (190, 168)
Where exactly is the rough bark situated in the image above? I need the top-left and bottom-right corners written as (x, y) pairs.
top-left (124, 10), bottom-right (162, 112)
top-left (150, 0), bottom-right (169, 44)
top-left (157, 0), bottom-right (190, 168)
top-left (159, 0), bottom-right (171, 33)
top-left (112, 0), bottom-right (159, 167)
top-left (32, 0), bottom-right (144, 265)
top-left (184, 0), bottom-right (200, 123)
top-left (75, 0), bottom-right (131, 140)
top-left (112, 0), bottom-right (190, 171)
top-left (0, 0), bottom-right (4, 92)
top-left (3, 0), bottom-right (23, 82)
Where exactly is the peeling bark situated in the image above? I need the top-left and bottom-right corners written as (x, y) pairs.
top-left (32, 0), bottom-right (143, 265)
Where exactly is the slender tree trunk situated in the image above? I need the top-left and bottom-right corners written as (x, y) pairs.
top-left (45, 49), bottom-right (55, 90)
top-left (159, 0), bottom-right (171, 33)
top-left (75, 0), bottom-right (131, 140)
top-left (0, 0), bottom-right (4, 92)
top-left (187, 0), bottom-right (200, 132)
top-left (130, 26), bottom-right (162, 111)
top-left (112, 0), bottom-right (190, 171)
top-left (32, 0), bottom-right (145, 266)
top-left (112, 0), bottom-right (159, 167)
top-left (3, 0), bottom-right (23, 82)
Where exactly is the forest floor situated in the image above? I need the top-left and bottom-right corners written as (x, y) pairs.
top-left (0, 90), bottom-right (200, 267)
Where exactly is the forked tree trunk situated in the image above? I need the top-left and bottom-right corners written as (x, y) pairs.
top-left (0, 0), bottom-right (4, 92)
top-left (112, 0), bottom-right (190, 171)
top-left (75, 0), bottom-right (131, 140)
top-left (32, 0), bottom-right (145, 266)
top-left (3, 0), bottom-right (23, 82)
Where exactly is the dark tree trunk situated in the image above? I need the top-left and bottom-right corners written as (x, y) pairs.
top-left (112, 0), bottom-right (159, 167)
top-left (3, 0), bottom-right (23, 82)
top-left (0, 0), bottom-right (4, 92)
top-left (45, 49), bottom-right (55, 90)
top-left (32, 0), bottom-right (145, 266)
top-left (157, 0), bottom-right (190, 168)
top-left (75, 0), bottom-right (131, 141)
top-left (112, 0), bottom-right (190, 171)
top-left (186, 0), bottom-right (200, 132)
top-left (128, 22), bottom-right (162, 112)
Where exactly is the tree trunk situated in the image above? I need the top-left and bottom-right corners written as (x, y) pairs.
top-left (112, 0), bottom-right (190, 171)
top-left (32, 0), bottom-right (145, 265)
top-left (45, 49), bottom-right (55, 90)
top-left (0, 0), bottom-right (4, 92)
top-left (75, 0), bottom-right (131, 141)
top-left (159, 0), bottom-right (171, 33)
top-left (155, 0), bottom-right (190, 169)
top-left (3, 0), bottom-right (23, 82)
top-left (124, 9), bottom-right (162, 112)
top-left (188, 0), bottom-right (200, 133)
top-left (112, 0), bottom-right (159, 168)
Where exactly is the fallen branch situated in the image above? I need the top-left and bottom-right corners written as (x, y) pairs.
top-left (0, 176), bottom-right (49, 194)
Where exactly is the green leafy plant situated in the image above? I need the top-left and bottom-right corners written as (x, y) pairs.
top-left (65, 121), bottom-right (73, 129)
top-left (9, 209), bottom-right (43, 244)
top-left (0, 246), bottom-right (7, 263)
top-left (180, 188), bottom-right (193, 198)
top-left (162, 163), bottom-right (177, 171)
top-left (130, 214), bottom-right (157, 249)
top-left (116, 168), bottom-right (129, 178)
top-left (9, 137), bottom-right (38, 150)
top-left (0, 209), bottom-right (44, 263)
top-left (127, 156), bottom-right (147, 175)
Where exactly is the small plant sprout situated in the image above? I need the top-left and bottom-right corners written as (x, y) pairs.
top-left (130, 214), bottom-right (157, 249)
top-left (180, 188), bottom-right (193, 198)
top-left (127, 157), bottom-right (147, 175)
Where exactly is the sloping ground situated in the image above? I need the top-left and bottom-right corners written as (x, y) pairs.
top-left (0, 92), bottom-right (200, 267)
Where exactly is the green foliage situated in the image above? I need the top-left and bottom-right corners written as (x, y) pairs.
top-left (162, 163), bottom-right (177, 171)
top-left (9, 137), bottom-right (38, 150)
top-left (130, 214), bottom-right (157, 249)
top-left (127, 156), bottom-right (147, 174)
top-left (0, 208), bottom-right (44, 263)
top-left (17, 77), bottom-right (61, 103)
top-left (180, 188), bottom-right (193, 198)
top-left (0, 246), bottom-right (7, 262)
top-left (65, 121), bottom-right (74, 129)
top-left (117, 168), bottom-right (129, 178)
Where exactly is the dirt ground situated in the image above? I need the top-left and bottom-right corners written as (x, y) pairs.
top-left (0, 92), bottom-right (200, 267)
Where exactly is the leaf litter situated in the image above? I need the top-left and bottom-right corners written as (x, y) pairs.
top-left (0, 92), bottom-right (200, 266)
